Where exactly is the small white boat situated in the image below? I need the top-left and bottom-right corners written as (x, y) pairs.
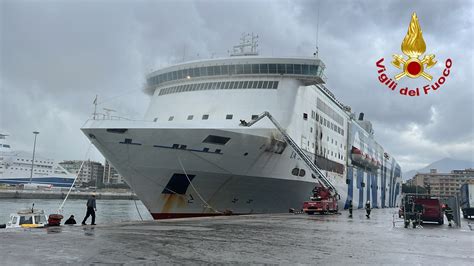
top-left (5, 208), bottom-right (48, 229)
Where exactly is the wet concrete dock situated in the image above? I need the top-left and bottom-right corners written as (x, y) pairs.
top-left (1, 208), bottom-right (472, 264)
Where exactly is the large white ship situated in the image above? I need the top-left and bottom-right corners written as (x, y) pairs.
top-left (0, 134), bottom-right (75, 187)
top-left (82, 37), bottom-right (402, 219)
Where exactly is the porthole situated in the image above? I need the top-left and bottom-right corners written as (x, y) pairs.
top-left (299, 169), bottom-right (306, 177)
top-left (291, 168), bottom-right (299, 176)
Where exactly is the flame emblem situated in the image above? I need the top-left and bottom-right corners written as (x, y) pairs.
top-left (392, 13), bottom-right (436, 80)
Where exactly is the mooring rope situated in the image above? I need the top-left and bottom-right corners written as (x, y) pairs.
top-left (57, 143), bottom-right (93, 213)
top-left (177, 156), bottom-right (221, 214)
top-left (134, 198), bottom-right (144, 221)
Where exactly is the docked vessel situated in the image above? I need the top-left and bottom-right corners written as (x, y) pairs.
top-left (0, 134), bottom-right (75, 188)
top-left (3, 208), bottom-right (49, 229)
top-left (82, 36), bottom-right (402, 219)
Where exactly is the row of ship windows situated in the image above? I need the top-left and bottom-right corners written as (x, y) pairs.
top-left (148, 63), bottom-right (321, 86)
top-left (0, 144), bottom-right (10, 148)
top-left (8, 168), bottom-right (52, 173)
top-left (305, 111), bottom-right (345, 136)
top-left (301, 137), bottom-right (345, 161)
top-left (154, 114), bottom-right (263, 122)
top-left (317, 98), bottom-right (344, 126)
top-left (325, 149), bottom-right (344, 160)
top-left (308, 125), bottom-right (345, 150)
top-left (158, 80), bottom-right (279, 96)
top-left (16, 158), bottom-right (53, 164)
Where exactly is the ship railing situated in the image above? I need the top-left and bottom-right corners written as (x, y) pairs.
top-left (92, 113), bottom-right (132, 121)
top-left (321, 73), bottom-right (328, 83)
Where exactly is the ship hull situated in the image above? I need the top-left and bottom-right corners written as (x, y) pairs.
top-left (82, 123), bottom-right (353, 218)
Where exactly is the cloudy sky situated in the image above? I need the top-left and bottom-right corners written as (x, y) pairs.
top-left (1, 0), bottom-right (473, 173)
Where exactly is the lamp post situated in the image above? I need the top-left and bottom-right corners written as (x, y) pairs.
top-left (29, 131), bottom-right (39, 184)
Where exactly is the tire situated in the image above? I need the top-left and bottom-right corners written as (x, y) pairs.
top-left (307, 211), bottom-right (314, 215)
top-left (438, 218), bottom-right (444, 225)
top-left (463, 212), bottom-right (467, 219)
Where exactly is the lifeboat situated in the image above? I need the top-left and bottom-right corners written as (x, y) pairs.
top-left (351, 146), bottom-right (365, 164)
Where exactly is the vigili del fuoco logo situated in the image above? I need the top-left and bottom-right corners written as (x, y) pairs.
top-left (375, 12), bottom-right (452, 96)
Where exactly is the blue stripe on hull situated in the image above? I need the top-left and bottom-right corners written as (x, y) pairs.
top-left (366, 172), bottom-right (370, 206)
top-left (344, 167), bottom-right (354, 209)
top-left (357, 168), bottom-right (364, 208)
top-left (0, 177), bottom-right (74, 188)
top-left (371, 173), bottom-right (378, 208)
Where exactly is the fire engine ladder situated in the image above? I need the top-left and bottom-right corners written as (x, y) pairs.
top-left (239, 111), bottom-right (338, 196)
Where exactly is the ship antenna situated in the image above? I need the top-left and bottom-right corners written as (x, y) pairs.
top-left (230, 32), bottom-right (259, 56)
top-left (314, 1), bottom-right (321, 58)
top-left (93, 95), bottom-right (98, 120)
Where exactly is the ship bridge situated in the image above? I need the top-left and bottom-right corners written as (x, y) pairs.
top-left (144, 57), bottom-right (326, 96)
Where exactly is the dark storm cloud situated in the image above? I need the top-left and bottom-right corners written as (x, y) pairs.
top-left (0, 0), bottom-right (472, 171)
top-left (293, 0), bottom-right (473, 169)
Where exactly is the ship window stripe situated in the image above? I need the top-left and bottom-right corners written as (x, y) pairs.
top-left (157, 80), bottom-right (279, 96)
top-left (148, 63), bottom-right (324, 87)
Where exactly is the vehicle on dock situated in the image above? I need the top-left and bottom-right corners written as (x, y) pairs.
top-left (460, 183), bottom-right (474, 219)
top-left (400, 194), bottom-right (444, 225)
top-left (303, 184), bottom-right (339, 214)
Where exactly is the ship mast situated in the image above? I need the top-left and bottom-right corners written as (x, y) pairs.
top-left (230, 33), bottom-right (259, 56)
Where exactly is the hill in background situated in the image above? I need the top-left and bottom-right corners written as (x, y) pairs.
top-left (403, 158), bottom-right (474, 181)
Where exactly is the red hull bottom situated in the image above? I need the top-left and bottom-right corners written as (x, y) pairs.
top-left (151, 213), bottom-right (240, 220)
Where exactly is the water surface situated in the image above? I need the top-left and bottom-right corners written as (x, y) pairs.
top-left (0, 198), bottom-right (153, 224)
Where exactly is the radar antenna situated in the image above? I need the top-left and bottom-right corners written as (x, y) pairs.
top-left (230, 33), bottom-right (259, 56)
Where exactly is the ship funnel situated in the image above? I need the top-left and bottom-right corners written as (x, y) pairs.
top-left (358, 113), bottom-right (364, 121)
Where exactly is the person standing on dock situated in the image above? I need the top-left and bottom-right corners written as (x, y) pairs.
top-left (348, 200), bottom-right (353, 218)
top-left (81, 194), bottom-right (97, 225)
top-left (444, 204), bottom-right (454, 227)
top-left (365, 201), bottom-right (371, 218)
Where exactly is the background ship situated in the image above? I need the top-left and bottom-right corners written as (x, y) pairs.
top-left (82, 35), bottom-right (402, 219)
top-left (0, 134), bottom-right (75, 188)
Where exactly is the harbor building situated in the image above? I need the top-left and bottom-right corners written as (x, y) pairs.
top-left (59, 160), bottom-right (104, 186)
top-left (103, 160), bottom-right (125, 185)
top-left (410, 168), bottom-right (474, 196)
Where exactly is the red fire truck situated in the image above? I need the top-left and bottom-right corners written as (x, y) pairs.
top-left (303, 184), bottom-right (339, 214)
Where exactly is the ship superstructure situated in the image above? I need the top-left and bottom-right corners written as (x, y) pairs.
top-left (82, 37), bottom-right (401, 219)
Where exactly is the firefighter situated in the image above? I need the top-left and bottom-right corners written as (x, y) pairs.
top-left (348, 200), bottom-right (353, 218)
top-left (413, 202), bottom-right (424, 228)
top-left (404, 197), bottom-right (414, 228)
top-left (444, 204), bottom-right (454, 227)
top-left (365, 201), bottom-right (371, 218)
